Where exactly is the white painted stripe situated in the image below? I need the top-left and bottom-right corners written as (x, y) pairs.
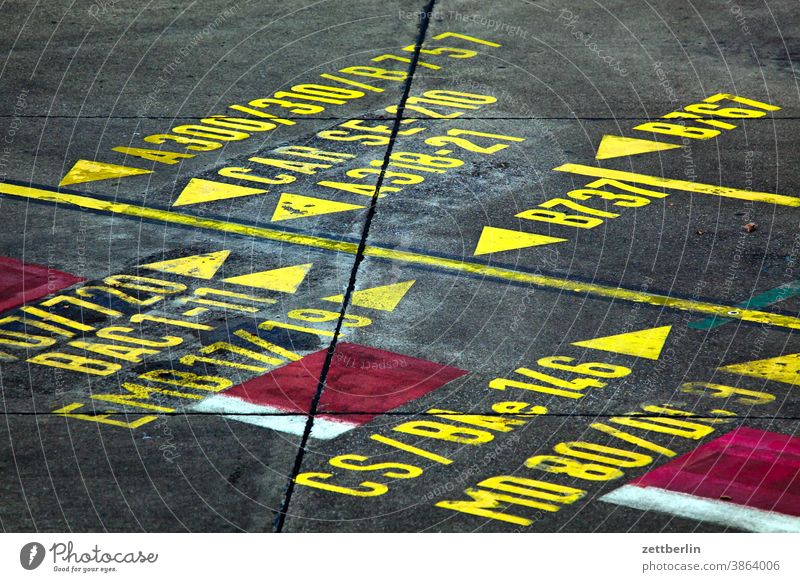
top-left (601, 485), bottom-right (800, 533)
top-left (191, 395), bottom-right (357, 439)
top-left (309, 417), bottom-right (359, 439)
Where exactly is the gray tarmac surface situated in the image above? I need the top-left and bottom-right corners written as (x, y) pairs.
top-left (0, 0), bottom-right (799, 532)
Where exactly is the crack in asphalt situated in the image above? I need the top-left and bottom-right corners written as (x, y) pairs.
top-left (272, 0), bottom-right (439, 533)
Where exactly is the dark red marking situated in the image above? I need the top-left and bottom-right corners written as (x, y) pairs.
top-left (223, 342), bottom-right (467, 424)
top-left (631, 427), bottom-right (800, 516)
top-left (0, 256), bottom-right (84, 313)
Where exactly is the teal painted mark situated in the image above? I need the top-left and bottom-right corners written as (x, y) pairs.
top-left (689, 280), bottom-right (800, 330)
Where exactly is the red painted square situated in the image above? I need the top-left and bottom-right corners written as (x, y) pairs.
top-left (632, 427), bottom-right (800, 516)
top-left (224, 342), bottom-right (467, 425)
top-left (0, 256), bottom-right (83, 313)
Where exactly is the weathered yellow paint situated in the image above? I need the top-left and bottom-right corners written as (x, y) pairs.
top-left (571, 326), bottom-right (672, 360)
top-left (322, 280), bottom-right (415, 312)
top-left (172, 178), bottom-right (266, 206)
top-left (21, 306), bottom-right (95, 331)
top-left (295, 473), bottom-right (388, 497)
top-left (589, 423), bottom-right (676, 457)
top-left (610, 412), bottom-right (715, 440)
top-left (182, 307), bottom-right (208, 316)
top-left (436, 476), bottom-right (584, 526)
top-left (271, 193), bottom-right (364, 221)
top-left (473, 226), bottom-right (566, 255)
top-left (555, 163), bottom-right (800, 206)
top-left (223, 263), bottom-right (312, 293)
top-left (69, 340), bottom-right (157, 363)
top-left (595, 135), bottom-right (681, 160)
top-left (3, 182), bottom-right (800, 330)
top-left (680, 382), bottom-right (775, 406)
top-left (139, 369), bottom-right (232, 391)
top-left (140, 250), bottom-right (230, 279)
top-left (233, 329), bottom-right (302, 361)
top-left (718, 353), bottom-right (800, 386)
top-left (53, 403), bottom-right (157, 428)
top-left (370, 434), bottom-right (453, 465)
top-left (179, 353), bottom-right (268, 372)
top-left (59, 159), bottom-right (151, 187)
top-left (28, 352), bottom-right (121, 376)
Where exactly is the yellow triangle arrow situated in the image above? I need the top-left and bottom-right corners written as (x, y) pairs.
top-left (173, 178), bottom-right (267, 207)
top-left (719, 353), bottom-right (800, 386)
top-left (271, 193), bottom-right (364, 222)
top-left (572, 325), bottom-right (672, 360)
top-left (322, 280), bottom-right (416, 312)
top-left (59, 160), bottom-right (152, 187)
top-left (474, 226), bottom-right (566, 256)
top-left (140, 250), bottom-right (230, 279)
top-left (595, 135), bottom-right (681, 160)
top-left (223, 263), bottom-right (312, 293)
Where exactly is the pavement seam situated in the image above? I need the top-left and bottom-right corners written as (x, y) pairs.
top-left (1, 412), bottom-right (791, 419)
top-left (6, 115), bottom-right (798, 120)
top-left (271, 0), bottom-right (438, 533)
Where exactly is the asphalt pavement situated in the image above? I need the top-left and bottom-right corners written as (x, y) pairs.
top-left (1, 0), bottom-right (799, 532)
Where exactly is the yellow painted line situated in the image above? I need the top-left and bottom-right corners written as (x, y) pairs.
top-left (555, 163), bottom-right (800, 207)
top-left (0, 182), bottom-right (361, 253)
top-left (3, 181), bottom-right (800, 330)
top-left (361, 246), bottom-right (800, 329)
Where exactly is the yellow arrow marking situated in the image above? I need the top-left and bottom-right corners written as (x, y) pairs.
top-left (173, 178), bottom-right (267, 207)
top-left (323, 280), bottom-right (416, 312)
top-left (223, 263), bottom-right (312, 293)
top-left (595, 135), bottom-right (681, 160)
top-left (271, 193), bottom-right (364, 222)
top-left (719, 353), bottom-right (800, 386)
top-left (572, 326), bottom-right (673, 360)
top-left (140, 250), bottom-right (230, 279)
top-left (474, 226), bottom-right (566, 255)
top-left (60, 160), bottom-right (152, 187)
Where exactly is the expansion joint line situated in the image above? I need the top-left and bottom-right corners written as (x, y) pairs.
top-left (272, 0), bottom-right (439, 532)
